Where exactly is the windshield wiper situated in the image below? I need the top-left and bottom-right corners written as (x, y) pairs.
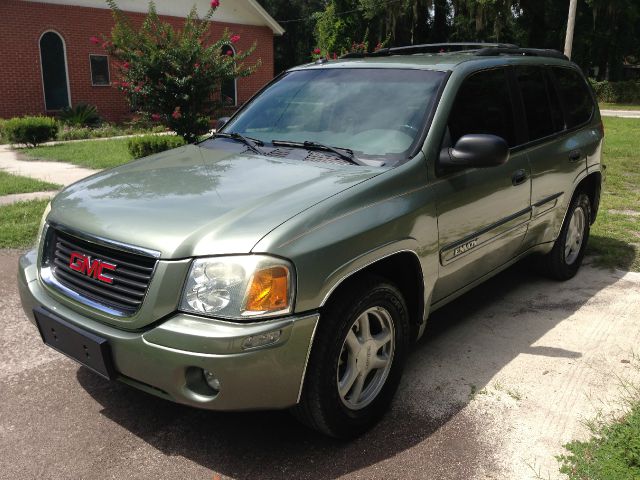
top-left (215, 132), bottom-right (265, 155)
top-left (271, 140), bottom-right (385, 167)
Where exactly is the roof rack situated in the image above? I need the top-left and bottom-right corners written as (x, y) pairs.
top-left (340, 43), bottom-right (567, 61)
top-left (341, 42), bottom-right (516, 58)
top-left (475, 47), bottom-right (568, 60)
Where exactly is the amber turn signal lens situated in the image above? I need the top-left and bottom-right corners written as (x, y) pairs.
top-left (244, 266), bottom-right (289, 313)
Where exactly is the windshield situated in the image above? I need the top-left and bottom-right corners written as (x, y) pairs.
top-left (221, 68), bottom-right (445, 162)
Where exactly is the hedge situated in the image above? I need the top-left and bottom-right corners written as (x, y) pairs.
top-left (127, 135), bottom-right (187, 159)
top-left (589, 79), bottom-right (640, 104)
top-left (2, 116), bottom-right (58, 147)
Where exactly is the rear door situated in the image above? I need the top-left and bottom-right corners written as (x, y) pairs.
top-left (518, 65), bottom-right (597, 248)
top-left (432, 67), bottom-right (532, 302)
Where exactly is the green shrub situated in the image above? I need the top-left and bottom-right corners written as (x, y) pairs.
top-left (58, 126), bottom-right (92, 141)
top-left (55, 122), bottom-right (169, 142)
top-left (3, 116), bottom-right (58, 147)
top-left (590, 79), bottom-right (640, 104)
top-left (58, 103), bottom-right (101, 127)
top-left (127, 135), bottom-right (186, 159)
top-left (0, 119), bottom-right (7, 144)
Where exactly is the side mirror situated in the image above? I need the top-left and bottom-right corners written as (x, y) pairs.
top-left (439, 134), bottom-right (509, 169)
top-left (215, 117), bottom-right (230, 132)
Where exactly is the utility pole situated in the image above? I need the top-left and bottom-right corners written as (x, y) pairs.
top-left (564, 0), bottom-right (578, 59)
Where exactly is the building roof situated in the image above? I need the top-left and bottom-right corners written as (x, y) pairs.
top-left (24, 0), bottom-right (285, 35)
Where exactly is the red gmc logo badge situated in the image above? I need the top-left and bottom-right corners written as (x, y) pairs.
top-left (69, 251), bottom-right (117, 284)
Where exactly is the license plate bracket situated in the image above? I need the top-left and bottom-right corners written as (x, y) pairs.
top-left (34, 307), bottom-right (115, 380)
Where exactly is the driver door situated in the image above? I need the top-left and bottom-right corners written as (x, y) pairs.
top-left (431, 67), bottom-right (532, 303)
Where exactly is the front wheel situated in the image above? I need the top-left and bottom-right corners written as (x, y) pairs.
top-left (292, 277), bottom-right (410, 438)
top-left (541, 192), bottom-right (592, 280)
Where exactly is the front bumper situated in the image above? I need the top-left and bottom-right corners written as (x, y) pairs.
top-left (18, 250), bottom-right (319, 411)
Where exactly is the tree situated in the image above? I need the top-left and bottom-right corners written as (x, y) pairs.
top-left (262, 0), bottom-right (325, 73)
top-left (260, 0), bottom-right (640, 81)
top-left (98, 0), bottom-right (260, 142)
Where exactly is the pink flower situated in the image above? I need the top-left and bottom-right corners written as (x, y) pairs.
top-left (120, 81), bottom-right (130, 88)
top-left (102, 41), bottom-right (111, 49)
top-left (230, 34), bottom-right (240, 43)
top-left (210, 0), bottom-right (220, 7)
top-left (172, 107), bottom-right (182, 120)
top-left (313, 48), bottom-right (321, 55)
top-left (89, 36), bottom-right (100, 45)
top-left (122, 61), bottom-right (130, 70)
top-left (226, 50), bottom-right (233, 56)
top-left (134, 86), bottom-right (142, 93)
top-left (151, 113), bottom-right (161, 121)
top-left (194, 62), bottom-right (200, 69)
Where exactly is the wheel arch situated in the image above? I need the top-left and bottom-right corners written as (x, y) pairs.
top-left (320, 250), bottom-right (426, 339)
top-left (574, 171), bottom-right (602, 224)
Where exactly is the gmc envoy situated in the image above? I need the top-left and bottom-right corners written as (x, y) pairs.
top-left (18, 43), bottom-right (603, 438)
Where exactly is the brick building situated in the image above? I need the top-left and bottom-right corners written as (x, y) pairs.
top-left (0, 0), bottom-right (284, 122)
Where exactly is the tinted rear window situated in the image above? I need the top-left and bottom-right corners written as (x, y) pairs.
top-left (515, 66), bottom-right (556, 141)
top-left (552, 67), bottom-right (594, 128)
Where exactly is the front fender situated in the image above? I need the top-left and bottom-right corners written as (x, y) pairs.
top-left (252, 156), bottom-right (439, 316)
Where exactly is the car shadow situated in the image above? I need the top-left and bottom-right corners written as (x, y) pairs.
top-left (76, 261), bottom-right (630, 479)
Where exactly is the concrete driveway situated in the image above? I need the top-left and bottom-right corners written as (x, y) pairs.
top-left (600, 109), bottom-right (640, 118)
top-left (1, 249), bottom-right (639, 480)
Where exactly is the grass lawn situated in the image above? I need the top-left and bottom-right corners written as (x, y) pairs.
top-left (600, 103), bottom-right (640, 111)
top-left (21, 138), bottom-right (133, 169)
top-left (587, 117), bottom-right (640, 271)
top-left (0, 171), bottom-right (60, 196)
top-left (558, 366), bottom-right (640, 480)
top-left (0, 199), bottom-right (49, 248)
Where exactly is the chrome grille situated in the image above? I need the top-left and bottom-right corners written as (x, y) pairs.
top-left (42, 227), bottom-right (157, 315)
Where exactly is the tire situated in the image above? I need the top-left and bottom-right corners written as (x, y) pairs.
top-left (541, 192), bottom-right (592, 280)
top-left (292, 276), bottom-right (410, 438)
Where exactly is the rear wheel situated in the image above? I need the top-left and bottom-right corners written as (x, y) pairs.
top-left (541, 192), bottom-right (591, 280)
top-left (292, 277), bottom-right (410, 438)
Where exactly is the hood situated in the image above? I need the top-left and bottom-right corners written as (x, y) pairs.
top-left (48, 144), bottom-right (381, 259)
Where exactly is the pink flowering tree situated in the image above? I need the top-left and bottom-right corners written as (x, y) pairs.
top-left (94, 0), bottom-right (260, 142)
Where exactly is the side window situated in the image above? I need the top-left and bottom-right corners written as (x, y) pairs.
top-left (545, 69), bottom-right (566, 132)
top-left (552, 67), bottom-right (594, 128)
top-left (448, 68), bottom-right (516, 147)
top-left (515, 66), bottom-right (556, 141)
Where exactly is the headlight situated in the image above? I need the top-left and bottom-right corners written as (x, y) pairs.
top-left (36, 202), bottom-right (52, 247)
top-left (180, 255), bottom-right (295, 320)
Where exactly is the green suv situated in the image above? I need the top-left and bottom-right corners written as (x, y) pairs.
top-left (18, 44), bottom-right (603, 438)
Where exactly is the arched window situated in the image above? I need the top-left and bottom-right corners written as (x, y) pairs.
top-left (39, 31), bottom-right (70, 110)
top-left (221, 45), bottom-right (237, 107)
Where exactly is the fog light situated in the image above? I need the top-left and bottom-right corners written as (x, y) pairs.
top-left (241, 329), bottom-right (282, 350)
top-left (203, 370), bottom-right (221, 392)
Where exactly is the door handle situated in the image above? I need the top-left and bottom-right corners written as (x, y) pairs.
top-left (568, 149), bottom-right (583, 162)
top-left (512, 169), bottom-right (528, 186)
